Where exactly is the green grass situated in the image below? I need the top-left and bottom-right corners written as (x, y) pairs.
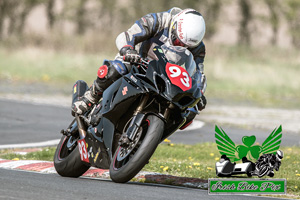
top-left (0, 148), bottom-right (56, 161)
top-left (0, 47), bottom-right (113, 85)
top-left (1, 143), bottom-right (299, 198)
top-left (146, 143), bottom-right (300, 198)
top-left (0, 45), bottom-right (299, 108)
top-left (204, 45), bottom-right (300, 108)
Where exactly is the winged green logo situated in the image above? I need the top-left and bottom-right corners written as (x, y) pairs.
top-left (215, 125), bottom-right (282, 161)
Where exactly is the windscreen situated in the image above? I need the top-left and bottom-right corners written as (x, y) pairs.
top-left (161, 44), bottom-right (196, 77)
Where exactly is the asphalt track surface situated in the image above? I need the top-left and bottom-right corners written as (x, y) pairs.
top-left (0, 99), bottom-right (298, 146)
top-left (0, 168), bottom-right (284, 200)
top-left (0, 99), bottom-right (290, 200)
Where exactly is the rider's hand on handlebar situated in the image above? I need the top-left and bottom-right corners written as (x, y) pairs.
top-left (123, 54), bottom-right (141, 63)
top-left (119, 45), bottom-right (141, 63)
top-left (119, 45), bottom-right (138, 56)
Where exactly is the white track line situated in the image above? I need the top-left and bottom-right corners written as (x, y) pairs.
top-left (182, 120), bottom-right (205, 131)
top-left (0, 139), bottom-right (60, 149)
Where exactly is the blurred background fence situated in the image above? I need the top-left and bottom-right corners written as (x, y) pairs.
top-left (0, 0), bottom-right (299, 108)
top-left (0, 0), bottom-right (300, 52)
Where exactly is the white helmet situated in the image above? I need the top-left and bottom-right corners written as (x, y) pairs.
top-left (169, 9), bottom-right (206, 48)
top-left (276, 150), bottom-right (284, 161)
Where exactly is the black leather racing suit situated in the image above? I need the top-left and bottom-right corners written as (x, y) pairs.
top-left (74, 7), bottom-right (207, 121)
top-left (115, 7), bottom-right (207, 115)
top-left (116, 7), bottom-right (206, 77)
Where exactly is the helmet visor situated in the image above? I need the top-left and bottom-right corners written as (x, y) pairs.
top-left (171, 22), bottom-right (186, 47)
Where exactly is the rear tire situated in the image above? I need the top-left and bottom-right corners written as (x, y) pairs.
top-left (247, 171), bottom-right (252, 177)
top-left (109, 115), bottom-right (164, 183)
top-left (54, 135), bottom-right (90, 177)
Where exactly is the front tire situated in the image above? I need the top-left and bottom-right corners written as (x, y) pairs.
top-left (54, 135), bottom-right (90, 177)
top-left (109, 115), bottom-right (164, 183)
top-left (257, 165), bottom-right (269, 178)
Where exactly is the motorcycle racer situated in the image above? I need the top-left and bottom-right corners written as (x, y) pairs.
top-left (252, 150), bottom-right (284, 177)
top-left (72, 7), bottom-right (207, 126)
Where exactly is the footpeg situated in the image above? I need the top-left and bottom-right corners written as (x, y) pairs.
top-left (60, 129), bottom-right (71, 136)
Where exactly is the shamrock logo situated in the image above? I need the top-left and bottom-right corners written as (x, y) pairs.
top-left (236, 136), bottom-right (262, 160)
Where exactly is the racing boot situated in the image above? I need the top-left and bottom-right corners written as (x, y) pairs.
top-left (72, 80), bottom-right (103, 116)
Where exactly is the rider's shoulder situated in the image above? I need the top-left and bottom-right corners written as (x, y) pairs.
top-left (188, 41), bottom-right (206, 55)
top-left (167, 7), bottom-right (182, 16)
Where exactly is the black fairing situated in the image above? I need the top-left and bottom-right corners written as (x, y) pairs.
top-left (85, 117), bottom-right (115, 169)
top-left (84, 72), bottom-right (149, 168)
top-left (144, 48), bottom-right (202, 109)
top-left (100, 74), bottom-right (147, 124)
top-left (80, 45), bottom-right (202, 169)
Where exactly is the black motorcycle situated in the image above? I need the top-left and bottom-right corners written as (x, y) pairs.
top-left (252, 155), bottom-right (279, 178)
top-left (53, 45), bottom-right (203, 183)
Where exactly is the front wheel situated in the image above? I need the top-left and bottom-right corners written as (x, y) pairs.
top-left (257, 165), bottom-right (270, 178)
top-left (109, 115), bottom-right (164, 183)
top-left (54, 135), bottom-right (90, 177)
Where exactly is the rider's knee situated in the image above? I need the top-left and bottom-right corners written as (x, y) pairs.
top-left (95, 60), bottom-right (128, 90)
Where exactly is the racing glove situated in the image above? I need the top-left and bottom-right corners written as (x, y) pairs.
top-left (197, 95), bottom-right (206, 111)
top-left (119, 45), bottom-right (138, 55)
top-left (119, 45), bottom-right (141, 63)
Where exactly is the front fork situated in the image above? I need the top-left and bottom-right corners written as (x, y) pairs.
top-left (75, 114), bottom-right (87, 139)
top-left (119, 94), bottom-right (175, 147)
top-left (119, 95), bottom-right (149, 146)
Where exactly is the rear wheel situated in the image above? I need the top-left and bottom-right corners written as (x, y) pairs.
top-left (109, 115), bottom-right (164, 183)
top-left (54, 135), bottom-right (90, 177)
top-left (247, 171), bottom-right (253, 177)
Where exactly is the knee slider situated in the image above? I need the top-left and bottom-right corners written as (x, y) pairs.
top-left (95, 60), bottom-right (125, 91)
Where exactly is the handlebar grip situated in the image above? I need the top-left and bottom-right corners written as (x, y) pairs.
top-left (123, 54), bottom-right (141, 63)
top-left (120, 55), bottom-right (149, 69)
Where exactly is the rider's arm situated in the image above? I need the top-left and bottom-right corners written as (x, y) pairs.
top-left (189, 41), bottom-right (206, 73)
top-left (115, 7), bottom-right (182, 50)
top-left (189, 41), bottom-right (207, 94)
top-left (274, 161), bottom-right (281, 171)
